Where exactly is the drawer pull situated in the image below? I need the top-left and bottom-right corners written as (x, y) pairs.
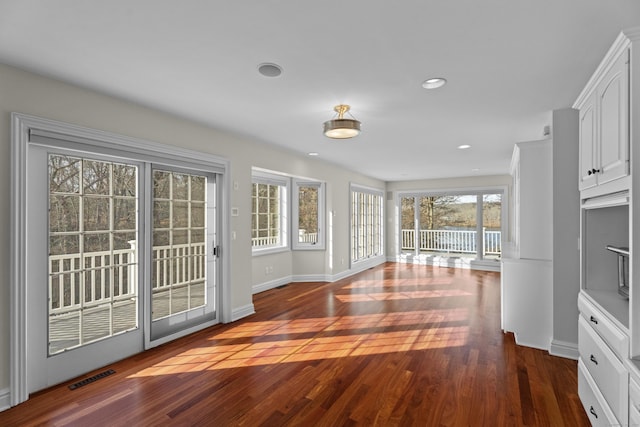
top-left (590, 406), bottom-right (598, 418)
top-left (590, 315), bottom-right (598, 325)
top-left (590, 354), bottom-right (598, 365)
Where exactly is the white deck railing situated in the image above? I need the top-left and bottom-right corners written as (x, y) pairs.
top-left (49, 242), bottom-right (206, 316)
top-left (401, 228), bottom-right (501, 256)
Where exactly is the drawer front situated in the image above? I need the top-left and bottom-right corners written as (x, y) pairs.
top-left (578, 315), bottom-right (628, 422)
top-left (578, 359), bottom-right (620, 426)
top-left (579, 292), bottom-right (629, 358)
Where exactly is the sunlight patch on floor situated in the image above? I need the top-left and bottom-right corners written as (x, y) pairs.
top-left (128, 309), bottom-right (470, 378)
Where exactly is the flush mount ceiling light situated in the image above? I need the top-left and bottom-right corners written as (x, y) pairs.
top-left (422, 77), bottom-right (447, 89)
top-left (323, 104), bottom-right (361, 139)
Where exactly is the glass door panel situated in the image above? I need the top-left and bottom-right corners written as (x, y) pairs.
top-left (48, 154), bottom-right (139, 355)
top-left (419, 195), bottom-right (477, 257)
top-left (151, 169), bottom-right (217, 340)
top-left (482, 193), bottom-right (502, 259)
top-left (400, 196), bottom-right (415, 254)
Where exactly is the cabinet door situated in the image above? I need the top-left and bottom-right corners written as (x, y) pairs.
top-left (598, 49), bottom-right (629, 185)
top-left (579, 94), bottom-right (597, 191)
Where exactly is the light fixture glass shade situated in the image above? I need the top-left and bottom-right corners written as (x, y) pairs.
top-left (323, 118), bottom-right (361, 139)
top-left (323, 104), bottom-right (361, 139)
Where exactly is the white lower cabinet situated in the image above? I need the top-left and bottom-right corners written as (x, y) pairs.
top-left (578, 314), bottom-right (628, 423)
top-left (579, 359), bottom-right (620, 426)
top-left (578, 292), bottom-right (632, 426)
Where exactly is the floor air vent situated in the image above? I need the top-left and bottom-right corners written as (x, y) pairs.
top-left (68, 369), bottom-right (116, 390)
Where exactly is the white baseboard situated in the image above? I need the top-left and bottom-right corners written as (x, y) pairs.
top-left (391, 255), bottom-right (501, 272)
top-left (0, 387), bottom-right (10, 412)
top-left (251, 257), bottom-right (388, 295)
top-left (231, 303), bottom-right (255, 322)
top-left (513, 332), bottom-right (552, 353)
top-left (549, 339), bottom-right (579, 360)
top-left (252, 276), bottom-right (294, 294)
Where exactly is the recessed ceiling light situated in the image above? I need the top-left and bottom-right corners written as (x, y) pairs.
top-left (422, 77), bottom-right (447, 89)
top-left (308, 152), bottom-right (319, 156)
top-left (258, 63), bottom-right (283, 77)
top-left (457, 144), bottom-right (471, 150)
top-left (471, 168), bottom-right (480, 172)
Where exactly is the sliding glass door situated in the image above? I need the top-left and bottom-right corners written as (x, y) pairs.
top-left (400, 191), bottom-right (503, 260)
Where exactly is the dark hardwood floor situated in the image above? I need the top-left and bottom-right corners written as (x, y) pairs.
top-left (1, 262), bottom-right (589, 426)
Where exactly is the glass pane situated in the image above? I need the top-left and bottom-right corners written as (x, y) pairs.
top-left (172, 173), bottom-right (189, 200)
top-left (50, 195), bottom-right (80, 233)
top-left (84, 197), bottom-right (110, 231)
top-left (191, 176), bottom-right (205, 201)
top-left (298, 185), bottom-right (318, 243)
top-left (191, 202), bottom-right (205, 227)
top-left (113, 232), bottom-right (136, 251)
top-left (153, 171), bottom-right (171, 199)
top-left (84, 233), bottom-right (110, 253)
top-left (153, 200), bottom-right (170, 229)
top-left (419, 195), bottom-right (477, 257)
top-left (483, 193), bottom-right (502, 259)
top-left (173, 229), bottom-right (189, 245)
top-left (50, 235), bottom-right (79, 256)
top-left (49, 155), bottom-right (80, 194)
top-left (401, 197), bottom-right (415, 253)
top-left (113, 164), bottom-right (136, 197)
top-left (173, 201), bottom-right (189, 228)
top-left (83, 160), bottom-right (111, 195)
top-left (153, 230), bottom-right (170, 247)
top-left (114, 198), bottom-right (136, 230)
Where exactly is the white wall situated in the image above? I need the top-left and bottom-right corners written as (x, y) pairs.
top-left (551, 108), bottom-right (580, 354)
top-left (0, 63), bottom-right (383, 394)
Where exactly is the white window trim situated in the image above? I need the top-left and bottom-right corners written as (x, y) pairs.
top-left (292, 179), bottom-right (326, 250)
top-left (9, 113), bottom-right (232, 407)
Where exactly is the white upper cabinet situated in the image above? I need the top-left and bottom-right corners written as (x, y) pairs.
top-left (598, 50), bottom-right (629, 186)
top-left (579, 94), bottom-right (597, 190)
top-left (575, 38), bottom-right (631, 197)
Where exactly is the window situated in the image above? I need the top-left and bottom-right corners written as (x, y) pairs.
top-left (251, 171), bottom-right (288, 252)
top-left (351, 185), bottom-right (384, 263)
top-left (399, 190), bottom-right (503, 260)
top-left (292, 180), bottom-right (325, 250)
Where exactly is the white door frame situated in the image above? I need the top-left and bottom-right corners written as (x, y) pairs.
top-left (9, 113), bottom-right (232, 407)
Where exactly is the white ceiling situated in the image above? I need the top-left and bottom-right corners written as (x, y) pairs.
top-left (1, 1), bottom-right (639, 181)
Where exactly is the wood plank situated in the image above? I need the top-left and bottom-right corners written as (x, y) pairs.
top-left (0, 262), bottom-right (590, 426)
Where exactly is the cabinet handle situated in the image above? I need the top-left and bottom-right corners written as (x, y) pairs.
top-left (590, 354), bottom-right (598, 365)
top-left (590, 406), bottom-right (598, 418)
top-left (590, 315), bottom-right (598, 325)
top-left (587, 170), bottom-right (592, 176)
top-left (592, 168), bottom-right (600, 174)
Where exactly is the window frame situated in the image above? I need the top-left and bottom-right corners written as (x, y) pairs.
top-left (350, 184), bottom-right (385, 264)
top-left (397, 187), bottom-right (506, 261)
top-left (251, 170), bottom-right (289, 255)
top-left (292, 179), bottom-right (325, 250)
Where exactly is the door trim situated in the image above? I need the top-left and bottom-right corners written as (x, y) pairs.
top-left (10, 113), bottom-right (232, 407)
